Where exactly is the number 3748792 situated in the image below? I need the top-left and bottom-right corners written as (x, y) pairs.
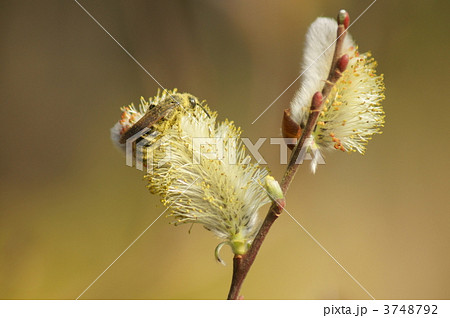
top-left (383, 304), bottom-right (437, 315)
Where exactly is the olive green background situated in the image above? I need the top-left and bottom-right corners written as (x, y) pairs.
top-left (1, 0), bottom-right (449, 299)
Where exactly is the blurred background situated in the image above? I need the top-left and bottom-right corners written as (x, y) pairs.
top-left (1, 0), bottom-right (449, 299)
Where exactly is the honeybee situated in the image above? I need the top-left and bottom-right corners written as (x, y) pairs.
top-left (119, 92), bottom-right (209, 144)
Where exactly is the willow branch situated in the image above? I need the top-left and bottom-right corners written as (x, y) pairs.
top-left (227, 10), bottom-right (350, 300)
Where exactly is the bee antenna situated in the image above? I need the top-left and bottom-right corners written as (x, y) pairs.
top-left (197, 102), bottom-right (211, 118)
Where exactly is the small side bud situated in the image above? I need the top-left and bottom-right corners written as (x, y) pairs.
top-left (311, 92), bottom-right (323, 111)
top-left (264, 176), bottom-right (283, 201)
top-left (338, 9), bottom-right (350, 29)
top-left (337, 54), bottom-right (349, 72)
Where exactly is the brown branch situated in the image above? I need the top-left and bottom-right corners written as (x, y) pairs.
top-left (227, 9), bottom-right (350, 300)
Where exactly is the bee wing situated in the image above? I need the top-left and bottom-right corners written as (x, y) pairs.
top-left (119, 103), bottom-right (176, 144)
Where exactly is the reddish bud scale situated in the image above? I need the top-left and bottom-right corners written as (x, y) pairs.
top-left (337, 54), bottom-right (349, 73)
top-left (282, 109), bottom-right (302, 138)
top-left (276, 199), bottom-right (286, 211)
top-left (311, 92), bottom-right (323, 111)
top-left (282, 109), bottom-right (302, 150)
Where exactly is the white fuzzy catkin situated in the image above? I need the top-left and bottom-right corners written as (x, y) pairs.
top-left (290, 18), bottom-right (385, 172)
top-left (111, 90), bottom-right (271, 253)
top-left (291, 18), bottom-right (355, 125)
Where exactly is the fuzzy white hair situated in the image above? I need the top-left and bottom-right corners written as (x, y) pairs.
top-left (290, 17), bottom-right (355, 126)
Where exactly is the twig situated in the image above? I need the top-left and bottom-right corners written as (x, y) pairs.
top-left (227, 10), bottom-right (350, 300)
